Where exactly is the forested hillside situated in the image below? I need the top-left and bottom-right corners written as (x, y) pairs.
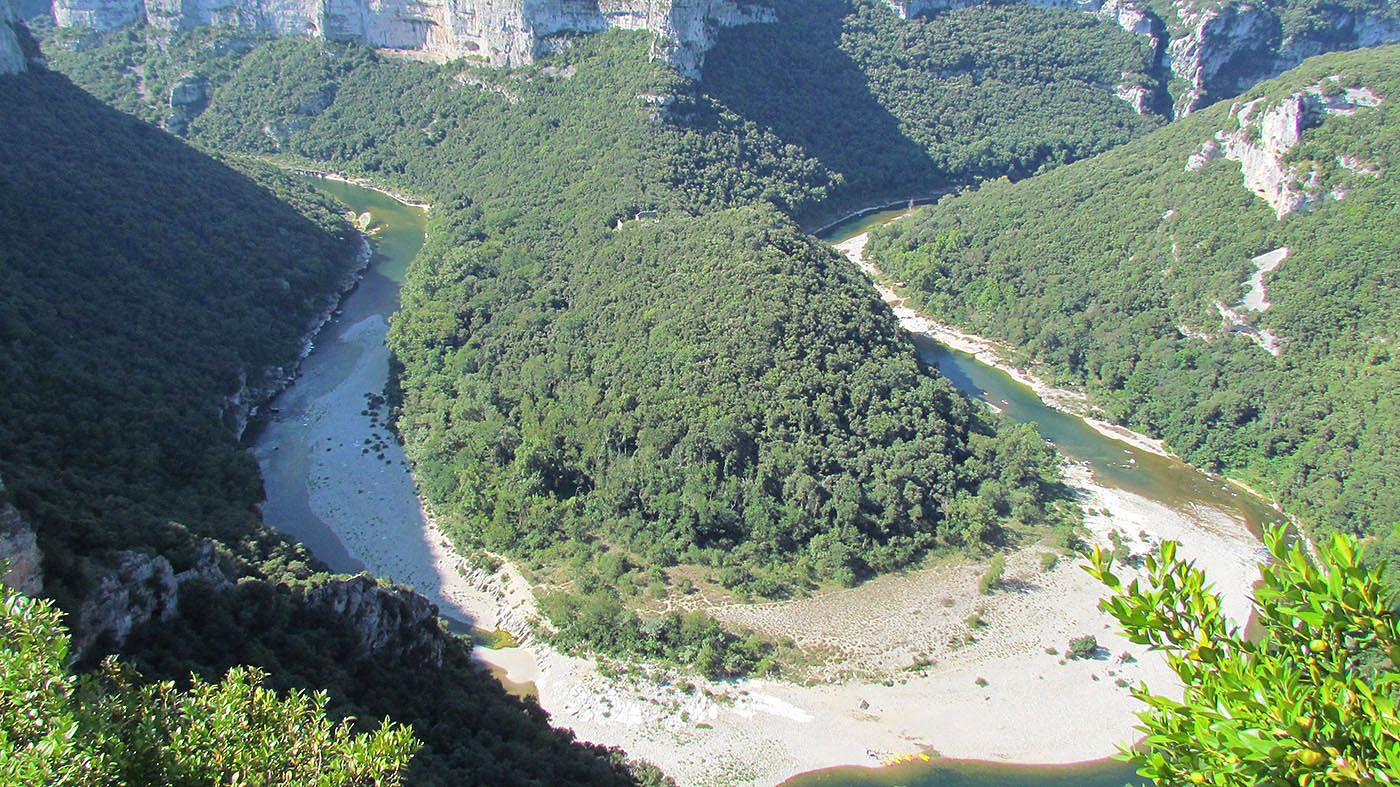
top-left (37, 27), bottom-right (1069, 670)
top-left (699, 0), bottom-right (1163, 224)
top-left (867, 46), bottom-right (1400, 568)
top-left (0, 67), bottom-right (358, 609)
top-left (184, 32), bottom-right (1065, 601)
top-left (0, 65), bottom-right (664, 785)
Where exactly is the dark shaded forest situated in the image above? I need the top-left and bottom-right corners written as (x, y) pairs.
top-left (699, 0), bottom-right (1161, 225)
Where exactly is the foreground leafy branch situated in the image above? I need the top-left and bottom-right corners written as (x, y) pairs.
top-left (1, 590), bottom-right (420, 785)
top-left (1087, 527), bottom-right (1400, 785)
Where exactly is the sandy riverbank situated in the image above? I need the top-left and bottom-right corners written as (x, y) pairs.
top-left (305, 427), bottom-right (1260, 786)
top-left (279, 163), bottom-right (433, 211)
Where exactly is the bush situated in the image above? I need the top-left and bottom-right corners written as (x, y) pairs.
top-left (0, 591), bottom-right (419, 784)
top-left (1090, 528), bottom-right (1400, 785)
top-left (1067, 634), bottom-right (1098, 659)
top-left (978, 554), bottom-right (1007, 595)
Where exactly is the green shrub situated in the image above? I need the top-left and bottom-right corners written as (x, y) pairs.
top-left (978, 554), bottom-right (1007, 595)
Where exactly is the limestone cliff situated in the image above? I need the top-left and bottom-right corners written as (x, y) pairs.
top-left (1, 0), bottom-right (28, 73)
top-left (885, 0), bottom-right (1400, 116)
top-left (305, 574), bottom-right (446, 667)
top-left (1186, 77), bottom-right (1384, 217)
top-left (50, 0), bottom-right (774, 76)
top-left (70, 540), bottom-right (234, 661)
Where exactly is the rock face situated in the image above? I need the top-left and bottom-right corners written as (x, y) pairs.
top-left (50, 0), bottom-right (774, 76)
top-left (1, 0), bottom-right (28, 74)
top-left (70, 540), bottom-right (234, 661)
top-left (305, 574), bottom-right (445, 667)
top-left (1186, 78), bottom-right (1384, 218)
top-left (885, 0), bottom-right (1400, 116)
top-left (0, 486), bottom-right (43, 596)
top-left (165, 72), bottom-right (209, 135)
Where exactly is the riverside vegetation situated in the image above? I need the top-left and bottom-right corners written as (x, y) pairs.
top-left (1090, 528), bottom-right (1400, 785)
top-left (867, 46), bottom-right (1400, 580)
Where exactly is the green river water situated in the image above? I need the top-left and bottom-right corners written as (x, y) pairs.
top-left (254, 182), bottom-right (1286, 787)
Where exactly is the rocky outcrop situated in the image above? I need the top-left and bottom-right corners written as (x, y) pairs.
top-left (70, 540), bottom-right (232, 662)
top-left (165, 72), bottom-right (209, 135)
top-left (0, 481), bottom-right (43, 597)
top-left (305, 574), bottom-right (445, 667)
top-left (1, 0), bottom-right (28, 74)
top-left (50, 0), bottom-right (774, 76)
top-left (1186, 78), bottom-right (1384, 218)
top-left (885, 1), bottom-right (1399, 116)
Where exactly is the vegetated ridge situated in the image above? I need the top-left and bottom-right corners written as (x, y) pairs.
top-left (868, 45), bottom-right (1400, 577)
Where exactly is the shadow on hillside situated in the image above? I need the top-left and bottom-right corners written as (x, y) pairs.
top-left (700, 0), bottom-right (944, 225)
top-left (0, 67), bottom-right (355, 602)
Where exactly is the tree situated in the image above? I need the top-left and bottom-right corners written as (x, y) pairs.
top-left (1087, 528), bottom-right (1400, 786)
top-left (1, 590), bottom-right (420, 785)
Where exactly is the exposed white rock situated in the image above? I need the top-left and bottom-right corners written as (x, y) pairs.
top-left (72, 550), bottom-right (179, 660)
top-left (1189, 79), bottom-right (1385, 218)
top-left (69, 540), bottom-right (232, 661)
top-left (886, 0), bottom-right (1399, 117)
top-left (50, 0), bottom-right (774, 76)
top-left (0, 479), bottom-right (43, 596)
top-left (1216, 302), bottom-right (1282, 355)
top-left (1189, 246), bottom-right (1290, 355)
top-left (1, 0), bottom-right (27, 74)
top-left (1337, 153), bottom-right (1381, 177)
top-left (305, 574), bottom-right (446, 667)
top-left (1242, 246), bottom-right (1288, 311)
top-left (1115, 77), bottom-right (1154, 113)
top-left (1185, 138), bottom-right (1222, 171)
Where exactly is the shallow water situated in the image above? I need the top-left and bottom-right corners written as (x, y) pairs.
top-left (249, 177), bottom-right (425, 575)
top-left (783, 757), bottom-right (1145, 787)
top-left (820, 218), bottom-right (1285, 538)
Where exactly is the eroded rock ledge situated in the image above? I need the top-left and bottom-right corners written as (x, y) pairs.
top-left (49, 0), bottom-right (775, 76)
top-left (1186, 77), bottom-right (1384, 218)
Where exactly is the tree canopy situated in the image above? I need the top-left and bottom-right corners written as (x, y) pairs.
top-left (868, 46), bottom-right (1400, 575)
top-left (1089, 527), bottom-right (1400, 785)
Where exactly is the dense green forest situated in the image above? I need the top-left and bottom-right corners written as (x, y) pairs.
top-left (0, 66), bottom-right (357, 609)
top-left (38, 28), bottom-right (1073, 662)
top-left (29, 0), bottom-right (1163, 670)
top-left (200, 33), bottom-right (1062, 588)
top-left (699, 0), bottom-right (1162, 224)
top-left (0, 65), bottom-right (664, 784)
top-left (867, 46), bottom-right (1400, 571)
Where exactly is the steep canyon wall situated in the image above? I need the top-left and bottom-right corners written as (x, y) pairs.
top-left (50, 0), bottom-right (774, 75)
top-left (887, 0), bottom-right (1400, 115)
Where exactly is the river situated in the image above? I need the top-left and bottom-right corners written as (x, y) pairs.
top-left (253, 181), bottom-right (1278, 787)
